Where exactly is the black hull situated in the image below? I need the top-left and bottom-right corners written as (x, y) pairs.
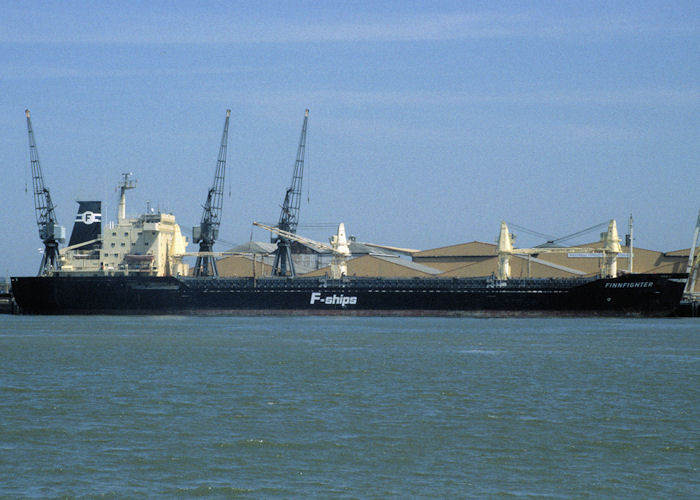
top-left (10, 274), bottom-right (687, 317)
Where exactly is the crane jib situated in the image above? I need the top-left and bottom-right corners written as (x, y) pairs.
top-left (272, 109), bottom-right (309, 277)
top-left (25, 109), bottom-right (64, 275)
top-left (193, 110), bottom-right (230, 277)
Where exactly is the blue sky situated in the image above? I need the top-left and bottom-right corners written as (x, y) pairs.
top-left (1, 1), bottom-right (698, 276)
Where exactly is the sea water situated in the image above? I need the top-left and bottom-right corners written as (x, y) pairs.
top-left (0, 316), bottom-right (698, 498)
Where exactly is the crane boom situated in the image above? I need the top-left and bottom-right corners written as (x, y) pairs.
top-left (256, 221), bottom-right (335, 254)
top-left (255, 220), bottom-right (351, 279)
top-left (496, 220), bottom-right (621, 279)
top-left (272, 109), bottom-right (309, 277)
top-left (193, 109), bottom-right (231, 277)
top-left (26, 109), bottom-right (64, 275)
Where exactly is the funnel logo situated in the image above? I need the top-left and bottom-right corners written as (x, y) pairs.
top-left (310, 292), bottom-right (358, 306)
top-left (77, 211), bottom-right (101, 225)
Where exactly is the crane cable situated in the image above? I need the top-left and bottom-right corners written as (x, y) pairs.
top-left (508, 220), bottom-right (609, 245)
top-left (506, 223), bottom-right (556, 242)
top-left (553, 221), bottom-right (609, 244)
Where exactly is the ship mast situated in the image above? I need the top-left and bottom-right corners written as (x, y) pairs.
top-left (627, 214), bottom-right (634, 273)
top-left (271, 109), bottom-right (309, 277)
top-left (117, 173), bottom-right (136, 221)
top-left (26, 109), bottom-right (65, 275)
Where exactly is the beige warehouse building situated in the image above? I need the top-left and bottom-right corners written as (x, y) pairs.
top-left (214, 233), bottom-right (697, 292)
top-left (412, 241), bottom-right (691, 278)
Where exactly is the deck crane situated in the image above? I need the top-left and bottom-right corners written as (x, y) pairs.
top-left (193, 109), bottom-right (231, 277)
top-left (254, 221), bottom-right (350, 279)
top-left (25, 109), bottom-right (65, 276)
top-left (496, 220), bottom-right (622, 280)
top-left (271, 109), bottom-right (309, 277)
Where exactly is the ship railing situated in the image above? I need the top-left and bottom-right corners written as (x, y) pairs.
top-left (177, 275), bottom-right (600, 293)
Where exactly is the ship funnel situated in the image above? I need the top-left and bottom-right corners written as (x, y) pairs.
top-left (68, 201), bottom-right (102, 250)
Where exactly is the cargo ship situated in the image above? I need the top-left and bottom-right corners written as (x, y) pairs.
top-left (11, 109), bottom-right (691, 316)
top-left (9, 179), bottom-right (688, 316)
top-left (10, 273), bottom-right (688, 316)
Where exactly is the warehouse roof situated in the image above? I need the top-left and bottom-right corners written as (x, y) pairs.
top-left (301, 254), bottom-right (442, 278)
top-left (413, 241), bottom-right (497, 258)
top-left (228, 241), bottom-right (277, 254)
top-left (664, 248), bottom-right (692, 257)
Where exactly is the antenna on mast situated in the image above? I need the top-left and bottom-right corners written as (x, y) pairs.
top-left (117, 172), bottom-right (136, 221)
top-left (627, 214), bottom-right (634, 273)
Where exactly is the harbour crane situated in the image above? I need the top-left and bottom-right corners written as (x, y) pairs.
top-left (271, 109), bottom-right (309, 277)
top-left (193, 109), bottom-right (231, 277)
top-left (254, 221), bottom-right (350, 279)
top-left (25, 109), bottom-right (65, 275)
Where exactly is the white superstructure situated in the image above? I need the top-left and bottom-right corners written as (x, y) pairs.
top-left (58, 175), bottom-right (190, 277)
top-left (99, 212), bottom-right (189, 276)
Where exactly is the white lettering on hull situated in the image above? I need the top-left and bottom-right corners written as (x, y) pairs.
top-left (604, 282), bottom-right (653, 289)
top-left (310, 292), bottom-right (358, 306)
